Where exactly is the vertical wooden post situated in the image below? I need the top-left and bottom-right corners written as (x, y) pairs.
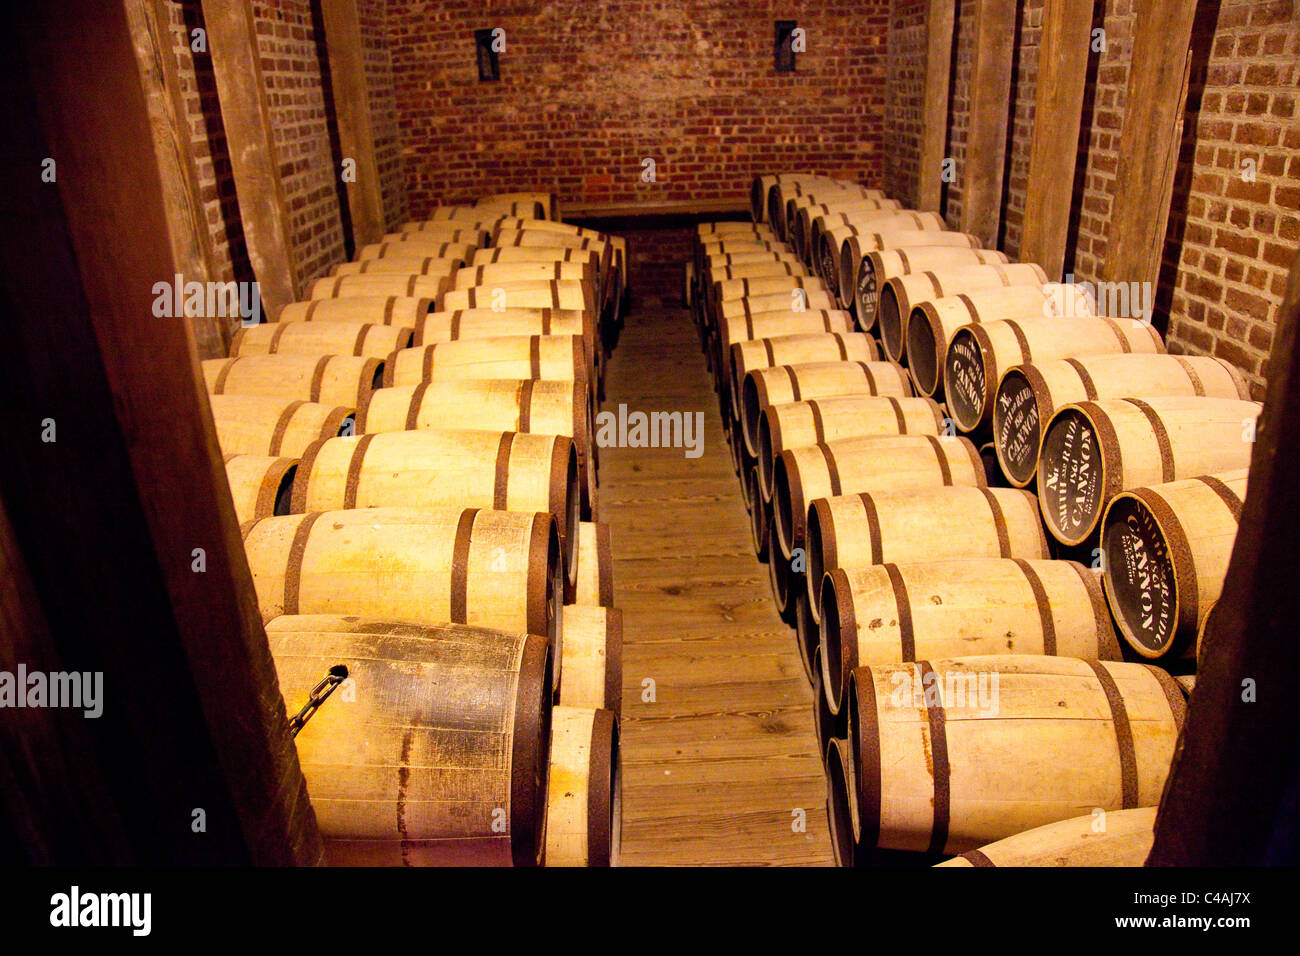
top-left (1148, 251), bottom-right (1300, 866)
top-left (917, 0), bottom-right (957, 213)
top-left (201, 0), bottom-right (300, 318)
top-left (125, 0), bottom-right (230, 358)
top-left (1019, 0), bottom-right (1095, 279)
top-left (1102, 0), bottom-right (1198, 289)
top-left (959, 0), bottom-right (1017, 249)
top-left (5, 0), bottom-right (320, 865)
top-left (320, 0), bottom-right (386, 248)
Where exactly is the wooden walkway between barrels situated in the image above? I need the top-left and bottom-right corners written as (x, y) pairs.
top-left (602, 305), bottom-right (833, 866)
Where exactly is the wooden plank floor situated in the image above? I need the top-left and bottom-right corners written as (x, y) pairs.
top-left (600, 306), bottom-right (833, 866)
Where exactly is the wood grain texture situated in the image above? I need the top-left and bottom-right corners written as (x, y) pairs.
top-left (125, 0), bottom-right (227, 358)
top-left (601, 308), bottom-right (832, 866)
top-left (959, 0), bottom-right (1018, 248)
top-left (1019, 0), bottom-right (1096, 280)
top-left (917, 0), bottom-right (957, 212)
top-left (319, 0), bottom-right (386, 247)
top-left (201, 0), bottom-right (299, 315)
top-left (1101, 0), bottom-right (1197, 291)
top-left (6, 2), bottom-right (319, 864)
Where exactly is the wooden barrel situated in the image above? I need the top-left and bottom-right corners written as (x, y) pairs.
top-left (798, 206), bottom-right (932, 264)
top-left (991, 352), bottom-right (1246, 486)
top-left (267, 615), bottom-right (551, 866)
top-left (714, 311), bottom-right (856, 384)
top-left (766, 517), bottom-right (803, 621)
top-left (857, 248), bottom-right (1009, 330)
top-left (712, 276), bottom-right (827, 315)
top-left (357, 378), bottom-right (595, 518)
top-left (453, 262), bottom-right (594, 289)
top-left (478, 192), bottom-right (556, 219)
top-left (427, 201), bottom-right (542, 221)
top-left (414, 308), bottom-right (594, 373)
top-left (230, 322), bottom-right (412, 359)
top-left (492, 231), bottom-right (613, 286)
top-left (1101, 470), bottom-right (1248, 659)
top-left (795, 201), bottom-right (902, 261)
top-left (741, 361), bottom-right (914, 456)
top-left (308, 272), bottom-right (452, 300)
top-left (951, 319), bottom-right (1173, 438)
top-left (729, 332), bottom-right (880, 419)
top-left (290, 430), bottom-right (579, 584)
top-left (383, 335), bottom-right (587, 388)
top-left (747, 466), bottom-right (771, 559)
top-left (359, 378), bottom-right (586, 438)
top-left (716, 289), bottom-right (837, 322)
top-left (805, 487), bottom-right (1051, 606)
top-left (379, 223), bottom-right (489, 241)
top-left (705, 252), bottom-right (803, 276)
top-left (717, 311), bottom-right (854, 358)
top-left (544, 706), bottom-right (621, 867)
top-left (847, 655), bottom-right (1183, 854)
top-left (709, 261), bottom-right (811, 285)
top-left (936, 806), bottom-right (1157, 867)
top-left (825, 735), bottom-right (860, 866)
top-left (795, 592), bottom-right (820, 683)
top-left (471, 245), bottom-right (602, 274)
top-left (358, 239), bottom-right (480, 261)
top-left (333, 254), bottom-right (470, 277)
top-left (759, 395), bottom-right (944, 499)
top-left (242, 507), bottom-right (563, 653)
top-left (567, 521), bottom-right (614, 606)
top-left (813, 648), bottom-right (847, 770)
top-left (389, 222), bottom-right (490, 241)
top-left (841, 231), bottom-right (983, 309)
top-left (280, 296), bottom-right (432, 327)
top-left (209, 395), bottom-right (353, 458)
top-left (790, 208), bottom-right (936, 257)
top-left (700, 219), bottom-right (776, 238)
top-left (820, 558), bottom-right (1121, 714)
top-left (773, 435), bottom-right (985, 560)
top-left (557, 606), bottom-right (622, 715)
top-left (907, 284), bottom-right (1098, 397)
top-left (877, 263), bottom-right (1049, 363)
top-left (203, 354), bottom-right (382, 409)
top-left (414, 306), bottom-right (590, 344)
top-left (1037, 397), bottom-right (1261, 546)
top-left (438, 279), bottom-right (594, 315)
top-left (223, 453), bottom-right (297, 524)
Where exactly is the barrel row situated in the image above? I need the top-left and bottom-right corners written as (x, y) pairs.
top-left (202, 192), bottom-right (623, 866)
top-left (710, 173), bottom-right (1227, 868)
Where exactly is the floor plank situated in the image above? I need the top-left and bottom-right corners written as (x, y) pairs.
top-left (602, 307), bottom-right (833, 867)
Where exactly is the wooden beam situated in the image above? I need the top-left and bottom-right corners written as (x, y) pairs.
top-left (126, 0), bottom-right (230, 358)
top-left (320, 0), bottom-right (386, 248)
top-left (959, 0), bottom-right (1017, 249)
top-left (916, 0), bottom-right (957, 213)
top-left (1102, 0), bottom-right (1197, 289)
top-left (1019, 0), bottom-right (1095, 279)
top-left (5, 1), bottom-right (320, 864)
top-left (1147, 251), bottom-right (1300, 866)
top-left (201, 0), bottom-right (299, 317)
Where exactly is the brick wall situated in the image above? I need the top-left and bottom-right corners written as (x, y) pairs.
top-left (167, 1), bottom-right (250, 285)
top-left (385, 1), bottom-right (890, 217)
top-left (892, 0), bottom-right (1297, 395)
top-left (252, 0), bottom-right (346, 287)
top-left (883, 0), bottom-right (928, 208)
top-left (1068, 0), bottom-right (1136, 286)
top-left (1164, 0), bottom-right (1299, 395)
top-left (358, 0), bottom-right (409, 229)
